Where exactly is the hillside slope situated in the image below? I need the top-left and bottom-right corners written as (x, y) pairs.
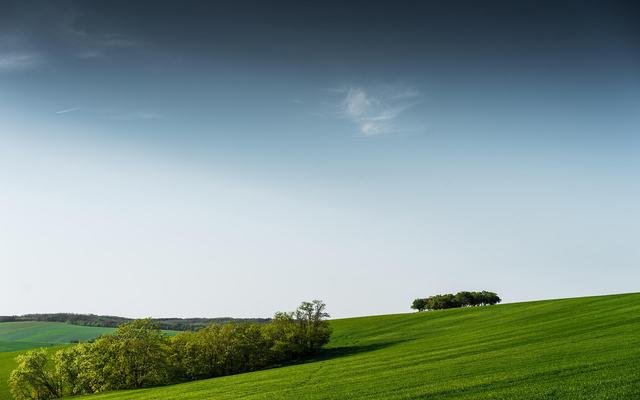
top-left (0, 322), bottom-right (113, 347)
top-left (78, 293), bottom-right (640, 400)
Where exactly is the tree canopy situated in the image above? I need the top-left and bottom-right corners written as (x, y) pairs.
top-left (411, 291), bottom-right (501, 312)
top-left (10, 300), bottom-right (331, 400)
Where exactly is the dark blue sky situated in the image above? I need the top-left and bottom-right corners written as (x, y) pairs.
top-left (1, 1), bottom-right (639, 317)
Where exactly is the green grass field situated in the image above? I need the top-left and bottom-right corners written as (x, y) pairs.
top-left (75, 293), bottom-right (640, 400)
top-left (0, 322), bottom-right (113, 346)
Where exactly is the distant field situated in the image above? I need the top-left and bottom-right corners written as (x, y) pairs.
top-left (0, 322), bottom-right (113, 345)
top-left (0, 341), bottom-right (55, 352)
top-left (77, 293), bottom-right (640, 400)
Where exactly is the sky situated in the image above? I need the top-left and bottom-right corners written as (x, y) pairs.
top-left (1, 0), bottom-right (639, 319)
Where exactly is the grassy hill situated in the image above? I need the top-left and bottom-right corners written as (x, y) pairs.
top-left (74, 293), bottom-right (640, 400)
top-left (0, 322), bottom-right (113, 348)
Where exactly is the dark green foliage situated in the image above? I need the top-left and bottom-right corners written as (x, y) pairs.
top-left (9, 301), bottom-right (331, 399)
top-left (169, 323), bottom-right (272, 381)
top-left (411, 291), bottom-right (501, 311)
top-left (294, 300), bottom-right (332, 354)
top-left (262, 312), bottom-right (307, 362)
top-left (170, 300), bottom-right (331, 381)
top-left (411, 298), bottom-right (428, 312)
top-left (86, 320), bottom-right (171, 391)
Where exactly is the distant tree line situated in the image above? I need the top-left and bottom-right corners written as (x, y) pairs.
top-left (0, 313), bottom-right (269, 331)
top-left (9, 300), bottom-right (331, 400)
top-left (411, 291), bottom-right (501, 312)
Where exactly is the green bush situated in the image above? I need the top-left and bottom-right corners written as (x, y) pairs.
top-left (411, 291), bottom-right (501, 311)
top-left (9, 301), bottom-right (331, 399)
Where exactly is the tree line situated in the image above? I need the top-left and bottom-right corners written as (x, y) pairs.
top-left (411, 291), bottom-right (501, 311)
top-left (0, 313), bottom-right (269, 331)
top-left (9, 300), bottom-right (330, 400)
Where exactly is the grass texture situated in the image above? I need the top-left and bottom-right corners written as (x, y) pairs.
top-left (0, 322), bottom-right (113, 346)
top-left (75, 293), bottom-right (640, 400)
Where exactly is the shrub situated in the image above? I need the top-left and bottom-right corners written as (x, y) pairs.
top-left (10, 349), bottom-right (60, 400)
top-left (411, 291), bottom-right (501, 311)
top-left (10, 300), bottom-right (332, 399)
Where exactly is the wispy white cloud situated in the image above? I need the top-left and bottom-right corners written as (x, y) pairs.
top-left (336, 85), bottom-right (421, 136)
top-left (62, 19), bottom-right (142, 52)
top-left (0, 52), bottom-right (43, 72)
top-left (51, 107), bottom-right (161, 121)
top-left (0, 34), bottom-right (44, 72)
top-left (57, 13), bottom-right (143, 61)
top-left (56, 107), bottom-right (81, 114)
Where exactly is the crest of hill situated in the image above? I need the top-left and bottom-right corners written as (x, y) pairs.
top-left (69, 293), bottom-right (640, 400)
top-left (0, 314), bottom-right (270, 331)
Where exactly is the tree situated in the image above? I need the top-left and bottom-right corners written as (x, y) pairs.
top-left (263, 312), bottom-right (305, 361)
top-left (220, 323), bottom-right (270, 374)
top-left (53, 344), bottom-right (93, 396)
top-left (411, 298), bottom-right (428, 312)
top-left (411, 291), bottom-right (501, 311)
top-left (429, 294), bottom-right (458, 310)
top-left (9, 301), bottom-right (333, 399)
top-left (295, 300), bottom-right (332, 353)
top-left (169, 330), bottom-right (205, 380)
top-left (87, 319), bottom-right (171, 391)
top-left (9, 349), bottom-right (61, 400)
top-left (480, 291), bottom-right (501, 306)
top-left (455, 291), bottom-right (474, 307)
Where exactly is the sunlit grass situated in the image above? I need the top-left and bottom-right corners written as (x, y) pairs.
top-left (77, 293), bottom-right (640, 400)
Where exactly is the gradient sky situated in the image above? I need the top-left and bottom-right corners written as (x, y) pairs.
top-left (1, 0), bottom-right (639, 319)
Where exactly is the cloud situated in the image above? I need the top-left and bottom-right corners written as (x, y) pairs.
top-left (63, 19), bottom-right (142, 51)
top-left (51, 107), bottom-right (161, 121)
top-left (337, 85), bottom-right (421, 136)
top-left (0, 52), bottom-right (42, 72)
top-left (58, 14), bottom-right (143, 61)
top-left (56, 108), bottom-right (81, 114)
top-left (343, 88), bottom-right (373, 117)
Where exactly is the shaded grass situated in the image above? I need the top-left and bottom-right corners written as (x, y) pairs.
top-left (78, 293), bottom-right (640, 400)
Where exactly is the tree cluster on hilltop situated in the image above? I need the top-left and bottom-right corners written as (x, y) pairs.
top-left (411, 291), bottom-right (501, 312)
top-left (0, 314), bottom-right (270, 331)
top-left (9, 300), bottom-right (331, 400)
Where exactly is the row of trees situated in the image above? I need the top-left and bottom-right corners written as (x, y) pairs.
top-left (0, 314), bottom-right (269, 331)
top-left (10, 300), bottom-right (331, 400)
top-left (411, 291), bottom-right (501, 311)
